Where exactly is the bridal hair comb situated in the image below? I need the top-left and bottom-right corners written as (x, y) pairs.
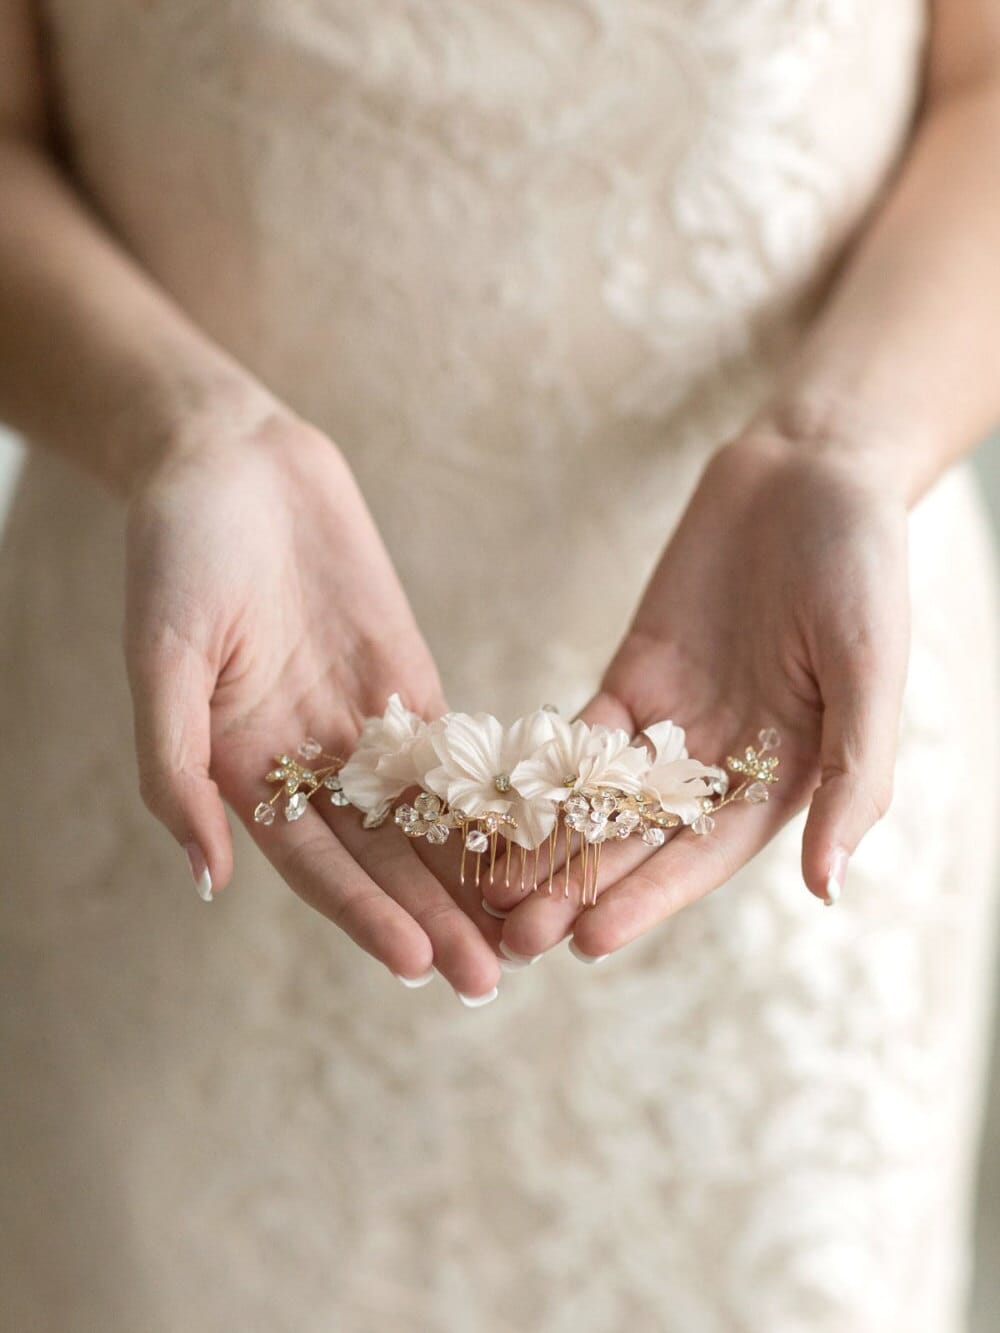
top-left (253, 695), bottom-right (781, 905)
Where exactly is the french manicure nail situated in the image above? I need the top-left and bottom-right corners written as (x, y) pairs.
top-left (499, 941), bottom-right (540, 968)
top-left (184, 842), bottom-right (213, 903)
top-left (824, 847), bottom-right (848, 906)
top-left (568, 939), bottom-right (608, 965)
top-left (395, 967), bottom-right (435, 989)
top-left (456, 987), bottom-right (499, 1008)
top-left (481, 898), bottom-right (509, 920)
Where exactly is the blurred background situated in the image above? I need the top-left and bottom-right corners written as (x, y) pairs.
top-left (1, 424), bottom-right (997, 1324)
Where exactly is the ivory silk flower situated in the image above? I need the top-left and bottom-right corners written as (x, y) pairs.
top-left (424, 708), bottom-right (559, 849)
top-left (338, 692), bottom-right (439, 818)
top-left (510, 715), bottom-right (651, 804)
top-left (639, 720), bottom-right (718, 825)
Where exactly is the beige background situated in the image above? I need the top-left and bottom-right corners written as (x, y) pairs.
top-left (1, 425), bottom-right (997, 1324)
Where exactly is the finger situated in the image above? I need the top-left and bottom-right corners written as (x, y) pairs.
top-left (572, 787), bottom-right (787, 958)
top-left (127, 635), bottom-right (234, 902)
top-left (245, 793), bottom-right (436, 981)
top-left (500, 829), bottom-right (667, 961)
top-left (801, 632), bottom-right (907, 905)
top-left (323, 802), bottom-right (501, 1001)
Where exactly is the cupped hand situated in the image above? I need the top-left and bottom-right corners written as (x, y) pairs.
top-left (123, 405), bottom-right (501, 999)
top-left (489, 433), bottom-right (911, 961)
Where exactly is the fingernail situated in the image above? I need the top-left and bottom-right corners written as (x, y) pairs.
top-left (498, 941), bottom-right (540, 968)
top-left (568, 939), bottom-right (608, 965)
top-left (456, 987), bottom-right (499, 1008)
top-left (395, 967), bottom-right (435, 989)
top-left (184, 842), bottom-right (212, 903)
top-left (481, 898), bottom-right (509, 920)
top-left (824, 847), bottom-right (848, 906)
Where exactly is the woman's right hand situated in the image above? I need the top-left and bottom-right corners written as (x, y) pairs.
top-left (123, 403), bottom-right (502, 1002)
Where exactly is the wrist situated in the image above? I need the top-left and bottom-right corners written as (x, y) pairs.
top-left (744, 391), bottom-right (918, 507)
top-left (114, 364), bottom-right (285, 504)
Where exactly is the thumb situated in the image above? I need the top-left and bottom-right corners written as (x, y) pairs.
top-left (801, 640), bottom-right (906, 906)
top-left (127, 634), bottom-right (234, 902)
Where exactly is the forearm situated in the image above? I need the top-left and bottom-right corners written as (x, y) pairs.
top-left (0, 133), bottom-right (276, 500)
top-left (756, 76), bottom-right (1000, 506)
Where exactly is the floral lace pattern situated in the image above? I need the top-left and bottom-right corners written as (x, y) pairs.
top-left (0, 1), bottom-right (996, 1328)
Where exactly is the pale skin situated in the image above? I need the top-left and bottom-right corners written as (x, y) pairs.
top-left (1, 2), bottom-right (998, 993)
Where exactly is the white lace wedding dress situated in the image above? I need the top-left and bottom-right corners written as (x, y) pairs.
top-left (2, 3), bottom-right (998, 1331)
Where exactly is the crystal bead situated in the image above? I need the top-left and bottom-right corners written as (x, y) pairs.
top-left (612, 821), bottom-right (632, 839)
top-left (584, 823), bottom-right (608, 844)
top-left (590, 790), bottom-right (618, 816)
top-left (588, 811), bottom-right (609, 831)
top-left (426, 822), bottom-right (449, 845)
top-left (641, 825), bottom-right (666, 848)
top-left (691, 813), bottom-right (715, 836)
top-left (323, 773), bottom-right (343, 790)
top-left (482, 814), bottom-right (499, 833)
top-left (298, 738), bottom-right (323, 761)
top-left (566, 811), bottom-right (589, 832)
top-left (757, 727), bottom-right (781, 752)
top-left (285, 793), bottom-right (308, 821)
top-left (563, 794), bottom-right (589, 816)
top-left (394, 804), bottom-right (418, 826)
top-left (745, 781), bottom-right (769, 804)
top-left (329, 789), bottom-right (350, 807)
top-left (265, 768), bottom-right (287, 783)
top-left (254, 801), bottom-right (276, 826)
top-left (414, 791), bottom-right (441, 817)
top-left (465, 829), bottom-right (489, 854)
top-left (615, 810), bottom-right (640, 833)
top-left (493, 772), bottom-right (511, 793)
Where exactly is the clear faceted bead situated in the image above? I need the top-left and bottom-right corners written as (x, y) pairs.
top-left (566, 811), bottom-right (589, 832)
top-left (323, 773), bottom-right (343, 790)
top-left (329, 789), bottom-right (350, 807)
top-left (298, 738), bottom-right (323, 761)
top-left (691, 813), bottom-right (715, 836)
top-left (493, 772), bottom-right (511, 793)
top-left (563, 794), bottom-right (589, 817)
top-left (590, 790), bottom-right (618, 816)
top-left (588, 811), bottom-right (609, 831)
top-left (744, 781), bottom-right (769, 804)
top-left (285, 793), bottom-right (308, 821)
top-left (465, 829), bottom-right (489, 854)
top-left (254, 801), bottom-right (276, 826)
top-left (394, 804), bottom-right (418, 827)
top-left (616, 809), bottom-right (640, 832)
top-left (584, 823), bottom-right (608, 844)
top-left (425, 822), bottom-right (449, 845)
top-left (641, 825), bottom-right (666, 848)
top-left (757, 727), bottom-right (781, 752)
top-left (414, 791), bottom-right (441, 817)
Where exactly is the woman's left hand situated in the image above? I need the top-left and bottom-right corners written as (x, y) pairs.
top-left (486, 431), bottom-right (912, 961)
